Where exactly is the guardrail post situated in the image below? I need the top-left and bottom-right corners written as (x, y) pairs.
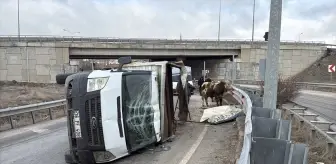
top-left (324, 142), bottom-right (334, 158)
top-left (289, 113), bottom-right (294, 123)
top-left (63, 106), bottom-right (66, 115)
top-left (309, 129), bottom-right (316, 141)
top-left (31, 111), bottom-right (36, 124)
top-left (299, 120), bottom-right (304, 129)
top-left (49, 108), bottom-right (53, 120)
top-left (9, 116), bottom-right (14, 129)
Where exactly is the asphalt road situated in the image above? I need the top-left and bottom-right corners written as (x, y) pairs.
top-left (0, 95), bottom-right (238, 164)
top-left (292, 90), bottom-right (336, 123)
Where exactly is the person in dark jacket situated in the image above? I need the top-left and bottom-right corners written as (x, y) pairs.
top-left (176, 81), bottom-right (196, 103)
top-left (198, 77), bottom-right (204, 94)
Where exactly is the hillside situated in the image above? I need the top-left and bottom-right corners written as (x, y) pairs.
top-left (294, 48), bottom-right (336, 83)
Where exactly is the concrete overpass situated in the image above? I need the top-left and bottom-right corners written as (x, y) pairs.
top-left (0, 36), bottom-right (329, 83)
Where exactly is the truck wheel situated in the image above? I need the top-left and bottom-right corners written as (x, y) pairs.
top-left (56, 73), bottom-right (74, 84)
top-left (64, 151), bottom-right (77, 164)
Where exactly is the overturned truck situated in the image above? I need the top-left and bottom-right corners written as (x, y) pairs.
top-left (64, 57), bottom-right (190, 164)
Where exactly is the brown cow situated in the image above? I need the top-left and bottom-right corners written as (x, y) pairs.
top-left (213, 81), bottom-right (226, 106)
top-left (213, 80), bottom-right (234, 106)
top-left (200, 82), bottom-right (215, 107)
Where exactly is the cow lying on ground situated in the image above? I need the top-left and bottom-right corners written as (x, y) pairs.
top-left (200, 80), bottom-right (233, 107)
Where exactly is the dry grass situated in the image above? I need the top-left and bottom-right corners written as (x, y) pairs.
top-left (257, 75), bottom-right (300, 107)
top-left (0, 81), bottom-right (66, 131)
top-left (282, 110), bottom-right (336, 164)
top-left (0, 81), bottom-right (65, 109)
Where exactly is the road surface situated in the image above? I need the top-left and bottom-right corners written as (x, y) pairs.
top-left (0, 95), bottom-right (239, 164)
top-left (292, 90), bottom-right (336, 123)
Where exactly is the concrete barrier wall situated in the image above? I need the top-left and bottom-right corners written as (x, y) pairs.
top-left (240, 45), bottom-right (326, 79)
top-left (0, 46), bottom-right (69, 83)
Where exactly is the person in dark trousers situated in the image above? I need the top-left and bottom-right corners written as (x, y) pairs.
top-left (176, 81), bottom-right (196, 104)
top-left (198, 76), bottom-right (204, 95)
top-left (187, 82), bottom-right (196, 102)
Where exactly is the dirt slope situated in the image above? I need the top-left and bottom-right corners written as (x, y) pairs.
top-left (0, 81), bottom-right (65, 109)
top-left (294, 49), bottom-right (336, 83)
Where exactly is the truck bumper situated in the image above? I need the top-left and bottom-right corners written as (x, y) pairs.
top-left (65, 72), bottom-right (105, 164)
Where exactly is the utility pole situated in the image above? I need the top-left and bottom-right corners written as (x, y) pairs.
top-left (263, 0), bottom-right (283, 109)
top-left (217, 0), bottom-right (222, 43)
top-left (203, 61), bottom-right (206, 80)
top-left (17, 0), bottom-right (21, 41)
top-left (251, 0), bottom-right (256, 42)
top-left (298, 32), bottom-right (303, 41)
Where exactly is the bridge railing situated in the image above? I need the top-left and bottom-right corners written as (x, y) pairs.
top-left (0, 35), bottom-right (326, 45)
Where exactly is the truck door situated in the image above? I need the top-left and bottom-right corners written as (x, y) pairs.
top-left (122, 71), bottom-right (160, 152)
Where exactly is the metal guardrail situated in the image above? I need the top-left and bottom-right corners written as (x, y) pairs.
top-left (236, 86), bottom-right (311, 164)
top-left (0, 35), bottom-right (327, 45)
top-left (296, 82), bottom-right (336, 86)
top-left (283, 105), bottom-right (336, 145)
top-left (0, 99), bottom-right (66, 130)
top-left (240, 86), bottom-right (336, 161)
top-left (231, 86), bottom-right (252, 164)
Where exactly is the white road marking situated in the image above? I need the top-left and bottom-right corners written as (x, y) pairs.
top-left (178, 125), bottom-right (209, 164)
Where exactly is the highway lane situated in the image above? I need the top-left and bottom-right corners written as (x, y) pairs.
top-left (0, 96), bottom-right (238, 164)
top-left (292, 90), bottom-right (336, 123)
top-left (0, 118), bottom-right (68, 164)
top-left (237, 84), bottom-right (336, 123)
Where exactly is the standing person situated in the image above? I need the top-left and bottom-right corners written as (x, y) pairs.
top-left (198, 76), bottom-right (204, 95)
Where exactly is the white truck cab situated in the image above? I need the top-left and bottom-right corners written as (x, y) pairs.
top-left (64, 57), bottom-right (161, 164)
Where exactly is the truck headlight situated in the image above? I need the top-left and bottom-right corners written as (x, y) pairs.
top-left (87, 77), bottom-right (109, 92)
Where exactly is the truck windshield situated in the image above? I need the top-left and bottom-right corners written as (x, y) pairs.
top-left (122, 74), bottom-right (157, 150)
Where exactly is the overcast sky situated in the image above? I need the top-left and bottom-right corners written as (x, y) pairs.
top-left (0, 0), bottom-right (335, 43)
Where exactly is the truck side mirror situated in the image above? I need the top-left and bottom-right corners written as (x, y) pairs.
top-left (117, 56), bottom-right (132, 71)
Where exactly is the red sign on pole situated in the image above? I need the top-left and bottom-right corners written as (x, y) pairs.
top-left (328, 65), bottom-right (335, 73)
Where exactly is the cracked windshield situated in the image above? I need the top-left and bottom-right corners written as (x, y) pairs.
top-left (0, 0), bottom-right (336, 164)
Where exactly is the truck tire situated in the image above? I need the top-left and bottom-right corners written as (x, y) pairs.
top-left (64, 151), bottom-right (77, 164)
top-left (56, 73), bottom-right (75, 84)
